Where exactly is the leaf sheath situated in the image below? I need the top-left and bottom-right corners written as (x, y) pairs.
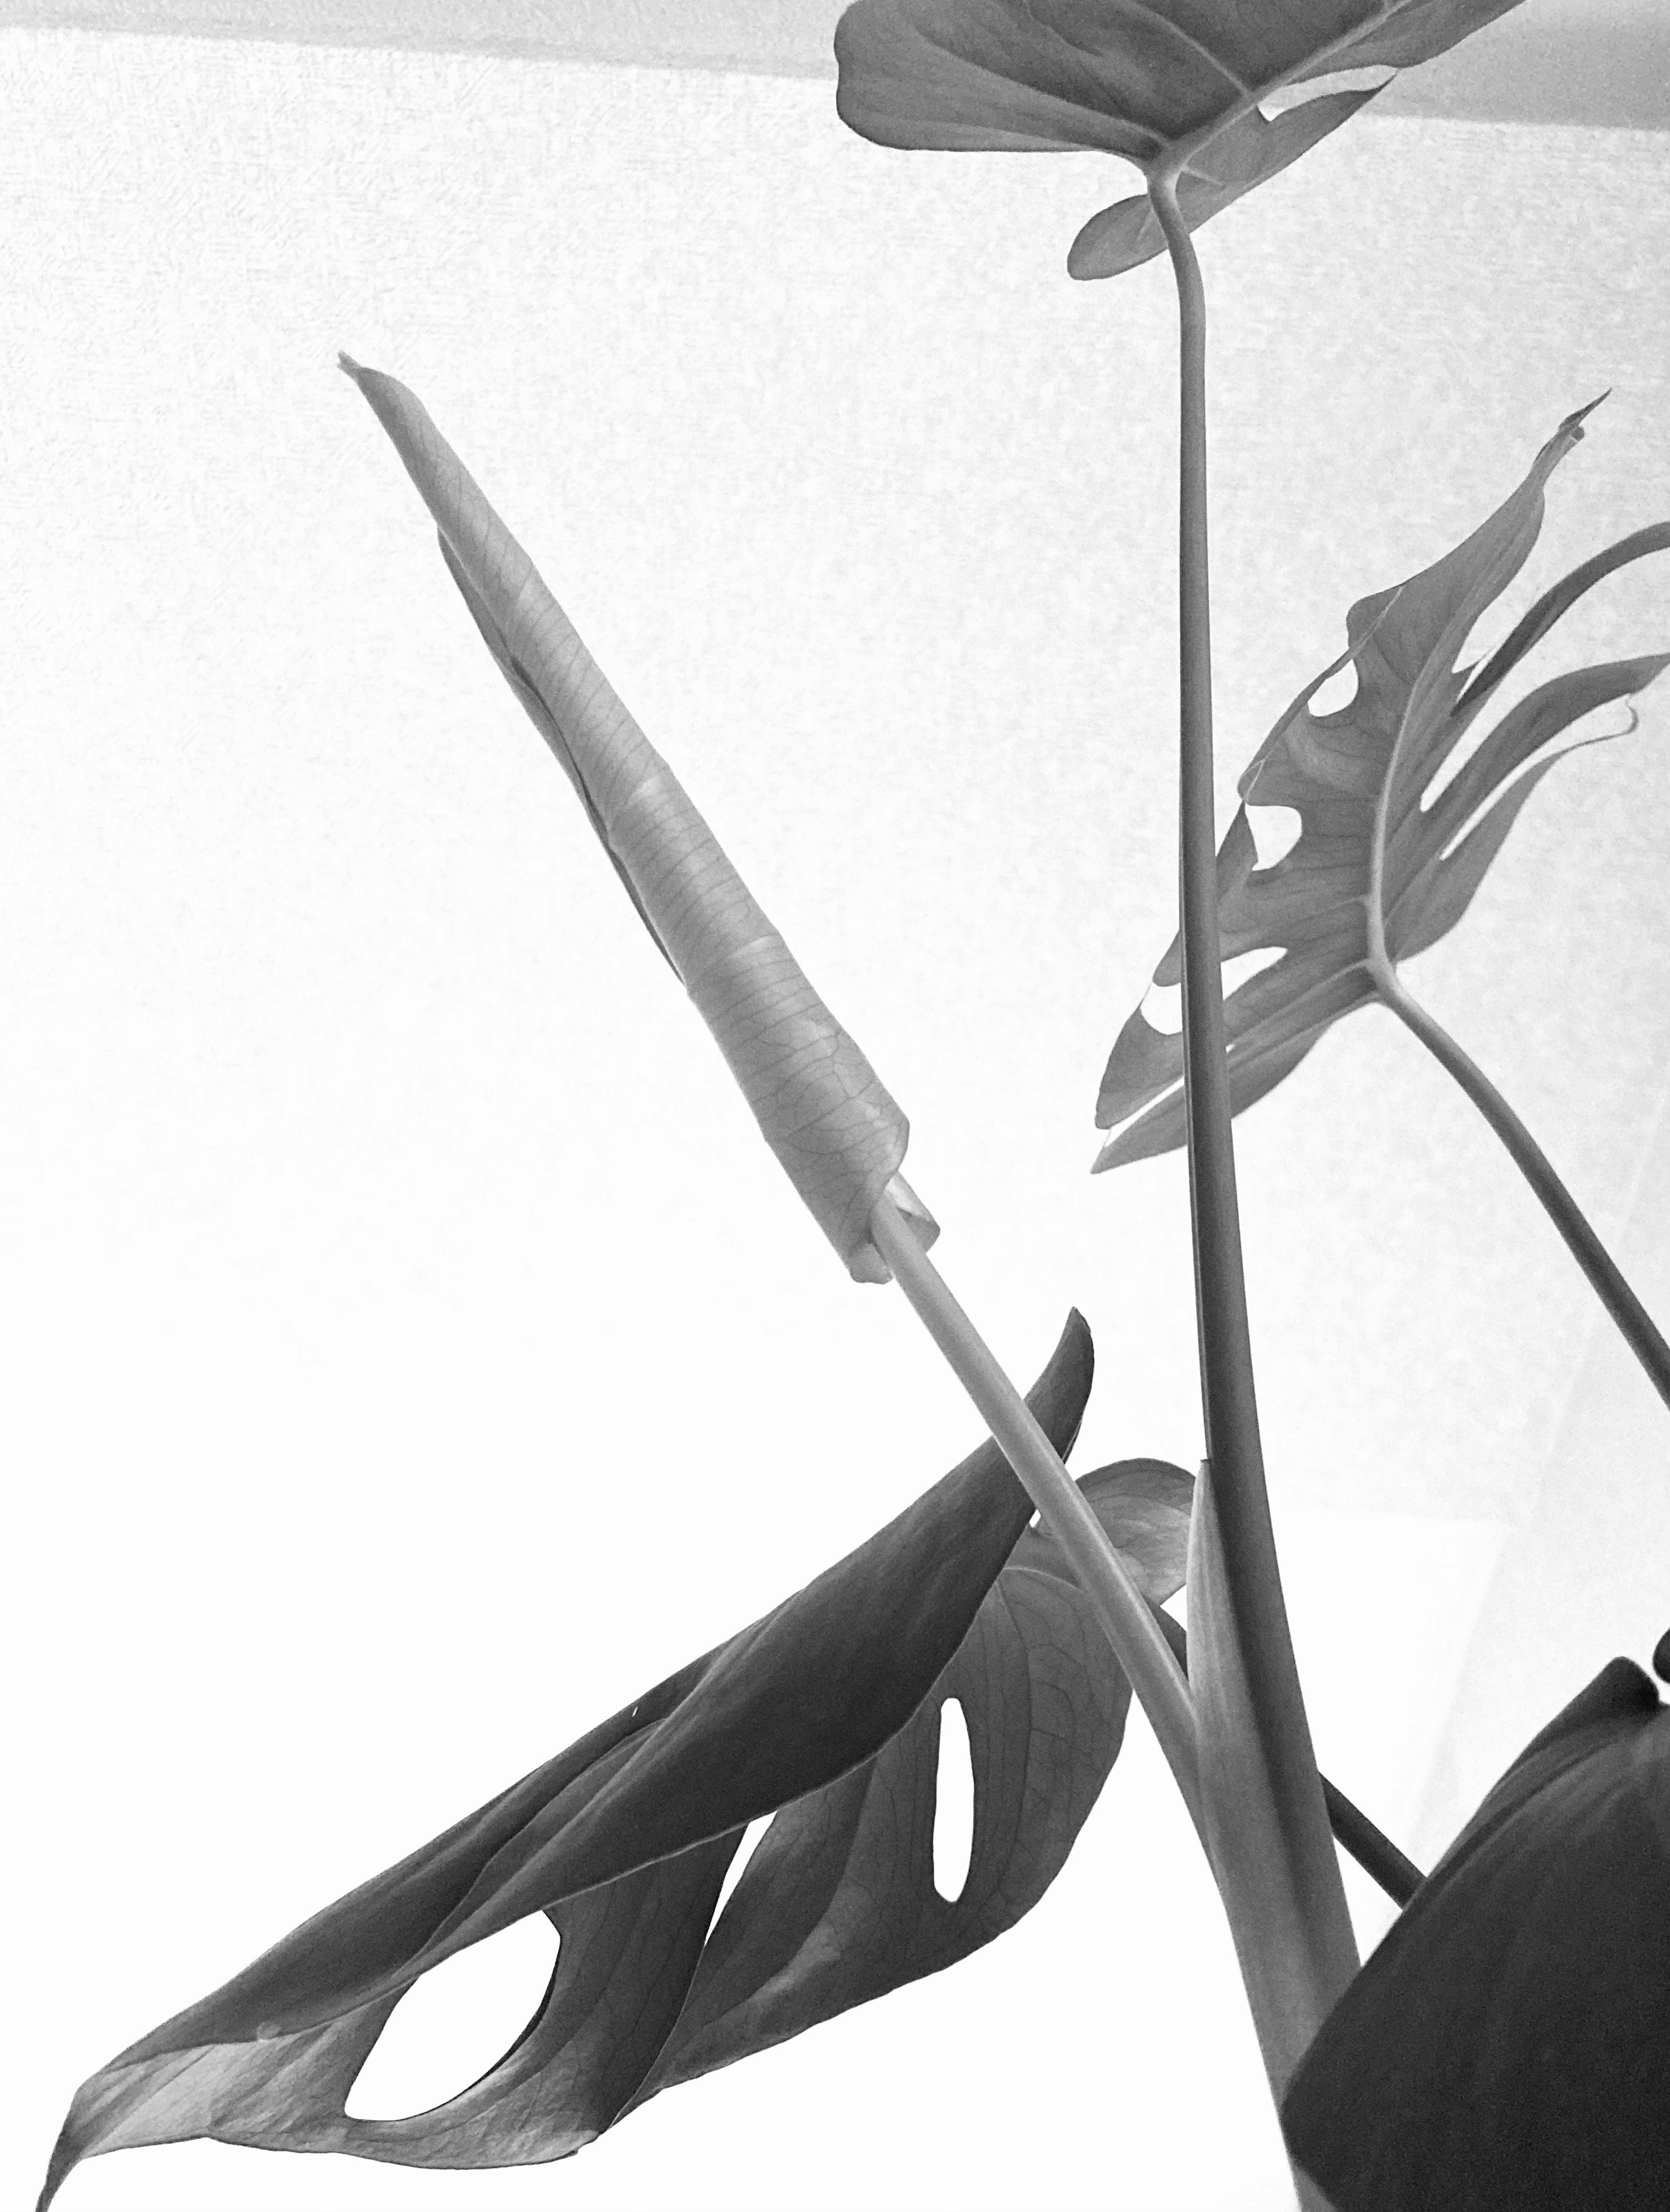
top-left (1150, 1609), bottom-right (1422, 1907)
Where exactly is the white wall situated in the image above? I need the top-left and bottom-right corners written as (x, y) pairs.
top-left (7, 0), bottom-right (1670, 126)
top-left (5, 25), bottom-right (1668, 2212)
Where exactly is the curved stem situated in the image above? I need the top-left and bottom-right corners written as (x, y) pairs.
top-left (1376, 967), bottom-right (1670, 1412)
top-left (1148, 169), bottom-right (1358, 2087)
top-left (1148, 177), bottom-right (1279, 1674)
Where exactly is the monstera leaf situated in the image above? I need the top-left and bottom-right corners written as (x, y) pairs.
top-left (39, 1320), bottom-right (1194, 2205)
top-left (835, 0), bottom-right (1527, 275)
top-left (1283, 1637), bottom-right (1670, 2209)
top-left (1096, 403), bottom-right (1670, 1169)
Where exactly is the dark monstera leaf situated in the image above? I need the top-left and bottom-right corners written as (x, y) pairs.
top-left (39, 1317), bottom-right (1194, 2204)
top-left (1096, 402), bottom-right (1670, 1168)
top-left (624, 1448), bottom-right (1192, 2105)
top-left (835, 0), bottom-right (1528, 276)
top-left (1283, 1640), bottom-right (1670, 2210)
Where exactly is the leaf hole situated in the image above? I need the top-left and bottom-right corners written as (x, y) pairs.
top-left (1140, 980), bottom-right (1182, 1035)
top-left (1306, 658), bottom-right (1361, 715)
top-left (706, 1814), bottom-right (775, 1939)
top-left (1222, 946), bottom-right (1286, 999)
top-left (1247, 804), bottom-right (1302, 869)
top-left (933, 1697), bottom-right (974, 1903)
top-left (1143, 946), bottom-right (1283, 1032)
top-left (1258, 66), bottom-right (1395, 121)
top-left (344, 1913), bottom-right (560, 2121)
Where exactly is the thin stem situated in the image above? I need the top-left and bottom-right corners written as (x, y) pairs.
top-left (1149, 176), bottom-right (1298, 1738)
top-left (1319, 1778), bottom-right (1423, 1908)
top-left (868, 1192), bottom-right (1203, 1836)
top-left (1376, 967), bottom-right (1670, 1414)
top-left (1148, 168), bottom-right (1358, 2092)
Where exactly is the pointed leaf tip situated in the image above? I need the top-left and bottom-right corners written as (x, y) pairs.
top-left (345, 361), bottom-right (924, 1282)
top-left (38, 1320), bottom-right (1200, 2196)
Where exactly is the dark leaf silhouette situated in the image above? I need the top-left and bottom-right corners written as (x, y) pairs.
top-left (625, 1448), bottom-right (1191, 2104)
top-left (40, 1317), bottom-right (1194, 2203)
top-left (835, 0), bottom-right (1527, 276)
top-left (1283, 1642), bottom-right (1670, 2209)
top-left (1096, 404), bottom-right (1670, 1168)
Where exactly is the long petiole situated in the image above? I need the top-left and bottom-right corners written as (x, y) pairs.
top-left (1149, 173), bottom-right (1304, 1748)
top-left (867, 1190), bottom-right (1204, 1836)
top-left (1376, 966), bottom-right (1670, 1413)
top-left (1149, 167), bottom-right (1358, 2092)
top-left (1149, 169), bottom-right (1332, 1831)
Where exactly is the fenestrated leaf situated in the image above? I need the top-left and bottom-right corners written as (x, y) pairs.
top-left (1096, 404), bottom-right (1670, 1169)
top-left (39, 1321), bottom-right (1190, 2202)
top-left (626, 1454), bottom-right (1192, 2101)
top-left (834, 0), bottom-right (1527, 277)
top-left (1282, 1646), bottom-right (1670, 2210)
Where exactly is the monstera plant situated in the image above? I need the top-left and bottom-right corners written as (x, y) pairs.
top-left (36, 4), bottom-right (1670, 2209)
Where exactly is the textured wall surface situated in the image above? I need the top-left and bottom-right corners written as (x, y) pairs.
top-left (5, 25), bottom-right (1668, 2212)
top-left (6, 0), bottom-right (1670, 124)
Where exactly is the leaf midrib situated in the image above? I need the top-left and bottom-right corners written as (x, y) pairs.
top-left (1366, 597), bottom-right (1430, 989)
top-left (1115, 0), bottom-right (1258, 106)
top-left (1157, 0), bottom-right (1406, 178)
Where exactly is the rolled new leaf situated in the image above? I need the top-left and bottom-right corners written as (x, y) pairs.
top-left (341, 356), bottom-right (932, 1283)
